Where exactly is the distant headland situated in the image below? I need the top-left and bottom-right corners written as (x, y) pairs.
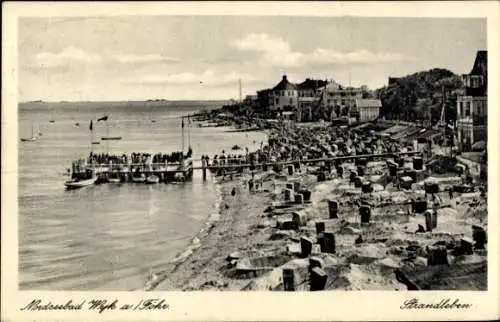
top-left (20, 99), bottom-right (231, 106)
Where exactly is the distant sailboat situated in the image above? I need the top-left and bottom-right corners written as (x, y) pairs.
top-left (149, 109), bottom-right (156, 123)
top-left (20, 123), bottom-right (38, 142)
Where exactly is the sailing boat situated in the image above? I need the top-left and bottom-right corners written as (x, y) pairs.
top-left (149, 109), bottom-right (156, 123)
top-left (21, 123), bottom-right (38, 142)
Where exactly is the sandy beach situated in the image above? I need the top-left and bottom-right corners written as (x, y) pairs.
top-left (154, 176), bottom-right (279, 291)
top-left (147, 115), bottom-right (488, 292)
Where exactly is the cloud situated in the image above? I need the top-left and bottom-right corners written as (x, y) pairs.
top-left (34, 46), bottom-right (102, 68)
top-left (123, 70), bottom-right (259, 87)
top-left (232, 33), bottom-right (410, 67)
top-left (232, 33), bottom-right (303, 67)
top-left (108, 53), bottom-right (179, 64)
top-left (32, 47), bottom-right (180, 69)
top-left (308, 48), bottom-right (408, 65)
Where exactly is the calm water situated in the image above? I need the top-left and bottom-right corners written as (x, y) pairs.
top-left (18, 102), bottom-right (267, 290)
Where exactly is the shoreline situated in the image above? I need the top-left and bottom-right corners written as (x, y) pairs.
top-left (151, 168), bottom-right (321, 291)
top-left (151, 174), bottom-right (275, 291)
top-left (149, 116), bottom-right (487, 291)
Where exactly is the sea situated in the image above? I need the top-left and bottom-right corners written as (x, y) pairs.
top-left (18, 101), bottom-right (267, 291)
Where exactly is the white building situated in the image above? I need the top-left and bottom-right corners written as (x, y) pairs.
top-left (353, 99), bottom-right (382, 123)
top-left (268, 75), bottom-right (298, 112)
top-left (318, 81), bottom-right (363, 119)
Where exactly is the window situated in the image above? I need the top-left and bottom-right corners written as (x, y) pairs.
top-left (276, 98), bottom-right (280, 104)
top-left (289, 98), bottom-right (293, 104)
top-left (464, 102), bottom-right (470, 117)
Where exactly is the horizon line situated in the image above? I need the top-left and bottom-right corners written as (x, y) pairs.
top-left (18, 99), bottom-right (234, 104)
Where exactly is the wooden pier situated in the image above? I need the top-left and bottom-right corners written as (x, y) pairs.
top-left (71, 151), bottom-right (422, 184)
top-left (71, 159), bottom-right (194, 183)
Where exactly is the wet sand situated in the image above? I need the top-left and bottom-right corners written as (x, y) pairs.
top-left (154, 177), bottom-right (276, 291)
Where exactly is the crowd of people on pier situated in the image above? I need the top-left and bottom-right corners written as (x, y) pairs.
top-left (84, 148), bottom-right (194, 167)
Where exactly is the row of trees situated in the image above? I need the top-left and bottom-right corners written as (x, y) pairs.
top-left (374, 68), bottom-right (464, 125)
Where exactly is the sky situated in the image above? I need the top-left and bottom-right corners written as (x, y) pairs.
top-left (18, 16), bottom-right (486, 102)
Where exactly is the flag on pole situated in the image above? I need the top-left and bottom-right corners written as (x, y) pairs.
top-left (97, 116), bottom-right (109, 122)
top-left (89, 120), bottom-right (93, 131)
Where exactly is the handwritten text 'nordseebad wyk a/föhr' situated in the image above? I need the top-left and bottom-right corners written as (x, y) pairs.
top-left (21, 299), bottom-right (170, 313)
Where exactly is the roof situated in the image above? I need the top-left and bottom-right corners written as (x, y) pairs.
top-left (318, 80), bottom-right (343, 92)
top-left (272, 75), bottom-right (297, 91)
top-left (395, 261), bottom-right (487, 290)
top-left (381, 125), bottom-right (408, 135)
top-left (406, 128), bottom-right (442, 141)
top-left (297, 78), bottom-right (328, 90)
top-left (355, 99), bottom-right (382, 108)
top-left (470, 50), bottom-right (487, 76)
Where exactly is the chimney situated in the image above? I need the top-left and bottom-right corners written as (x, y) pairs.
top-left (282, 75), bottom-right (288, 81)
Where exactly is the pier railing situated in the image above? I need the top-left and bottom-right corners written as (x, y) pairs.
top-left (79, 151), bottom-right (421, 171)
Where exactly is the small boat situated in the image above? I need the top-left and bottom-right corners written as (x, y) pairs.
top-left (64, 177), bottom-right (96, 189)
top-left (232, 144), bottom-right (241, 150)
top-left (101, 136), bottom-right (122, 141)
top-left (146, 174), bottom-right (160, 184)
top-left (92, 141), bottom-right (101, 145)
top-left (49, 120), bottom-right (55, 123)
top-left (132, 173), bottom-right (146, 183)
top-left (75, 122), bottom-right (80, 127)
top-left (108, 172), bottom-right (122, 183)
top-left (21, 123), bottom-right (38, 142)
top-left (108, 177), bottom-right (121, 183)
top-left (21, 137), bottom-right (37, 142)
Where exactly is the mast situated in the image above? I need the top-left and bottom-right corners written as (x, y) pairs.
top-left (181, 116), bottom-right (185, 154)
top-left (106, 121), bottom-right (110, 154)
top-left (31, 123), bottom-right (34, 138)
top-left (187, 115), bottom-right (191, 148)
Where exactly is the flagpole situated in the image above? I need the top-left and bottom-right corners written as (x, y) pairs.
top-left (106, 120), bottom-right (110, 155)
top-left (90, 120), bottom-right (94, 156)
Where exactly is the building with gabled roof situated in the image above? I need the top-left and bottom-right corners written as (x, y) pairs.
top-left (269, 75), bottom-right (298, 113)
top-left (457, 50), bottom-right (487, 151)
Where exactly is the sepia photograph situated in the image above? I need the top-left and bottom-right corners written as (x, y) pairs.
top-left (2, 1), bottom-right (499, 321)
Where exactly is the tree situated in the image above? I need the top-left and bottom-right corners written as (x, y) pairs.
top-left (376, 68), bottom-right (461, 122)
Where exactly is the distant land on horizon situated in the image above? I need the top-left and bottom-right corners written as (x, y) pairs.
top-left (19, 99), bottom-right (231, 106)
